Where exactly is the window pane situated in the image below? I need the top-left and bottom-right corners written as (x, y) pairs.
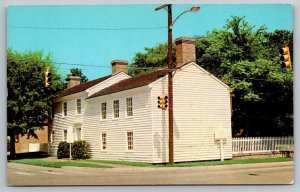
top-left (102, 133), bottom-right (107, 150)
top-left (127, 132), bottom-right (133, 150)
top-left (63, 130), bottom-right (67, 141)
top-left (101, 102), bottom-right (107, 119)
top-left (113, 100), bottom-right (119, 118)
top-left (77, 99), bottom-right (81, 114)
top-left (126, 97), bottom-right (133, 116)
top-left (63, 102), bottom-right (67, 116)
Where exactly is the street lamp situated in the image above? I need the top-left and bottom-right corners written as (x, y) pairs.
top-left (155, 4), bottom-right (200, 165)
top-left (171, 6), bottom-right (200, 29)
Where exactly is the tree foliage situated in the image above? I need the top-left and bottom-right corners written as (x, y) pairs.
top-left (67, 68), bottom-right (88, 82)
top-left (7, 49), bottom-right (64, 157)
top-left (129, 16), bottom-right (293, 137)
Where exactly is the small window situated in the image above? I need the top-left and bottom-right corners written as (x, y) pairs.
top-left (76, 99), bottom-right (81, 114)
top-left (127, 132), bottom-right (133, 150)
top-left (102, 133), bottom-right (107, 150)
top-left (126, 97), bottom-right (133, 116)
top-left (63, 102), bottom-right (67, 117)
top-left (101, 102), bottom-right (107, 120)
top-left (113, 100), bottom-right (119, 118)
top-left (63, 130), bottom-right (67, 141)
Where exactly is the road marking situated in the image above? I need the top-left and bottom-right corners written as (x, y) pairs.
top-left (39, 171), bottom-right (62, 175)
top-left (13, 172), bottom-right (33, 176)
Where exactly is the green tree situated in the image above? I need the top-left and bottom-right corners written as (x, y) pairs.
top-left (129, 16), bottom-right (293, 137)
top-left (7, 49), bottom-right (64, 158)
top-left (67, 68), bottom-right (88, 82)
top-left (195, 17), bottom-right (293, 136)
top-left (129, 43), bottom-right (175, 76)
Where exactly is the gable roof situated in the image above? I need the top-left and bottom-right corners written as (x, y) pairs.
top-left (87, 69), bottom-right (169, 99)
top-left (55, 75), bottom-right (112, 98)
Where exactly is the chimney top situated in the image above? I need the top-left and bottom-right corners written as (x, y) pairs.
top-left (175, 37), bottom-right (196, 45)
top-left (111, 60), bottom-right (128, 74)
top-left (66, 76), bottom-right (81, 89)
top-left (175, 37), bottom-right (196, 67)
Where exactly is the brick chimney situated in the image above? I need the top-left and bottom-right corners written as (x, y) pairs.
top-left (175, 37), bottom-right (196, 67)
top-left (66, 76), bottom-right (81, 89)
top-left (111, 60), bottom-right (128, 74)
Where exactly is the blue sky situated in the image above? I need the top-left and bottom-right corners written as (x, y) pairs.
top-left (7, 4), bottom-right (293, 80)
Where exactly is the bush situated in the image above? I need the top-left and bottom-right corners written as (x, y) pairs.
top-left (71, 140), bottom-right (91, 160)
top-left (57, 141), bottom-right (69, 159)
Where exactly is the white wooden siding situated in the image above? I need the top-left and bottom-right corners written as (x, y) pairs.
top-left (49, 73), bottom-right (129, 156)
top-left (49, 95), bottom-right (86, 155)
top-left (82, 86), bottom-right (154, 162)
top-left (151, 76), bottom-right (169, 163)
top-left (151, 63), bottom-right (232, 163)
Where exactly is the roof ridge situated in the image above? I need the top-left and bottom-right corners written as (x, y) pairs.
top-left (87, 69), bottom-right (169, 99)
top-left (55, 74), bottom-right (112, 98)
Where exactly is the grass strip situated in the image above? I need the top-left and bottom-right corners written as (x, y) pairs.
top-left (86, 157), bottom-right (293, 167)
top-left (159, 157), bottom-right (294, 167)
top-left (85, 159), bottom-right (152, 167)
top-left (13, 159), bottom-right (112, 168)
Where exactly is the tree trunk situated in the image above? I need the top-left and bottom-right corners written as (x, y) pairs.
top-left (9, 129), bottom-right (16, 159)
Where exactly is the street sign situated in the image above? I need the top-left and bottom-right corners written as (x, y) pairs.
top-left (214, 128), bottom-right (227, 162)
top-left (67, 126), bottom-right (74, 143)
top-left (214, 128), bottom-right (227, 140)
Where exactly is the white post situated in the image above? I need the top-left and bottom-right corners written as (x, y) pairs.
top-left (69, 143), bottom-right (72, 160)
top-left (220, 139), bottom-right (224, 161)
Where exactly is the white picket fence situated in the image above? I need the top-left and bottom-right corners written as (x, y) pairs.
top-left (232, 136), bottom-right (294, 154)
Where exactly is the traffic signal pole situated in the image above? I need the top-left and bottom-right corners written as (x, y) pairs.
top-left (167, 5), bottom-right (174, 165)
top-left (155, 4), bottom-right (174, 165)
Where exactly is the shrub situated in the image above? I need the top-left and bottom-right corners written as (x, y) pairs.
top-left (71, 140), bottom-right (91, 160)
top-left (57, 141), bottom-right (69, 159)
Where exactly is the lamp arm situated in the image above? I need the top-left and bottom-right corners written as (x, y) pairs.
top-left (170, 10), bottom-right (188, 29)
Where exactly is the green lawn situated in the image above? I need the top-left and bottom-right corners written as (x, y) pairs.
top-left (86, 157), bottom-right (293, 167)
top-left (12, 159), bottom-right (112, 168)
top-left (159, 157), bottom-right (294, 167)
top-left (85, 159), bottom-right (152, 167)
top-left (12, 157), bottom-right (293, 168)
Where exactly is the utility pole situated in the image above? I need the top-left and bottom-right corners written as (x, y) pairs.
top-left (155, 4), bottom-right (200, 165)
top-left (155, 4), bottom-right (174, 164)
top-left (167, 4), bottom-right (174, 165)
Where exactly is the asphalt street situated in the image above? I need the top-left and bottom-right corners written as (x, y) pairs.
top-left (7, 161), bottom-right (294, 185)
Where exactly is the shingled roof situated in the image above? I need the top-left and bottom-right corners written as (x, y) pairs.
top-left (87, 69), bottom-right (169, 99)
top-left (56, 75), bottom-right (112, 98)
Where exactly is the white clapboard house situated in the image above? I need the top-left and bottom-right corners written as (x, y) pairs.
top-left (49, 37), bottom-right (233, 163)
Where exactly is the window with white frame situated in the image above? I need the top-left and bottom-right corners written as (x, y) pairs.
top-left (127, 132), bottom-right (133, 150)
top-left (76, 99), bottom-right (81, 114)
top-left (113, 100), bottom-right (119, 118)
top-left (63, 130), bottom-right (67, 141)
top-left (101, 133), bottom-right (107, 150)
top-left (63, 102), bottom-right (67, 117)
top-left (101, 102), bottom-right (107, 120)
top-left (126, 97), bottom-right (133, 116)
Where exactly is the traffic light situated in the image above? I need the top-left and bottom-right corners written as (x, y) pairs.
top-left (45, 68), bottom-right (52, 87)
top-left (279, 46), bottom-right (292, 68)
top-left (158, 95), bottom-right (168, 110)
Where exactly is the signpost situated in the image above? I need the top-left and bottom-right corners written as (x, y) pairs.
top-left (67, 126), bottom-right (74, 160)
top-left (214, 128), bottom-right (227, 161)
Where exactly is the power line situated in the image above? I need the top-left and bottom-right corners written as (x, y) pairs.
top-left (7, 57), bottom-right (157, 70)
top-left (8, 25), bottom-right (167, 31)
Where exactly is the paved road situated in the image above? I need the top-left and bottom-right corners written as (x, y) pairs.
top-left (7, 161), bottom-right (294, 185)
